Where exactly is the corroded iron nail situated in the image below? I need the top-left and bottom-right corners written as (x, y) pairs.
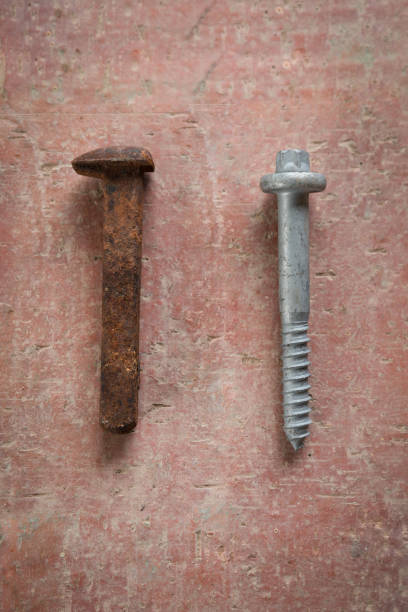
top-left (260, 149), bottom-right (326, 450)
top-left (72, 147), bottom-right (154, 433)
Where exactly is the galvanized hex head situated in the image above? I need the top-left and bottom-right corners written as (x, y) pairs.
top-left (276, 149), bottom-right (310, 173)
top-left (260, 148), bottom-right (326, 195)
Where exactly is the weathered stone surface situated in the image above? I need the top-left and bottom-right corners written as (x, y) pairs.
top-left (0, 1), bottom-right (407, 610)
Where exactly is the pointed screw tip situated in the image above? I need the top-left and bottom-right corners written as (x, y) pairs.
top-left (287, 435), bottom-right (305, 451)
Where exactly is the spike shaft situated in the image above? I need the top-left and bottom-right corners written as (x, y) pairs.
top-left (100, 175), bottom-right (144, 432)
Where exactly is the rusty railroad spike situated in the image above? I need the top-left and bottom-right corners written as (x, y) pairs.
top-left (72, 147), bottom-right (154, 432)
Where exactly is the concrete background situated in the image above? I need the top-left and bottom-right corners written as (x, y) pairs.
top-left (1, 1), bottom-right (408, 610)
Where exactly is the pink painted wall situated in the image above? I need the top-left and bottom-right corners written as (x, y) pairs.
top-left (1, 1), bottom-right (407, 610)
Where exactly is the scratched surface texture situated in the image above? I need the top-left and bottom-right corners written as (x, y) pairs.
top-left (0, 1), bottom-right (407, 611)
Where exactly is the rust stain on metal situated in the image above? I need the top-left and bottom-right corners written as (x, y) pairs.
top-left (72, 147), bottom-right (154, 432)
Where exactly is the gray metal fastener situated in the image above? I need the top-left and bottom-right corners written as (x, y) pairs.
top-left (260, 149), bottom-right (326, 450)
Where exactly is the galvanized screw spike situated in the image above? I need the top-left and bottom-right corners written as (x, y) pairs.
top-left (72, 147), bottom-right (154, 433)
top-left (260, 149), bottom-right (326, 450)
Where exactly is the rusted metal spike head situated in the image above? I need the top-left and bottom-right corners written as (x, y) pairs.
top-left (72, 146), bottom-right (155, 179)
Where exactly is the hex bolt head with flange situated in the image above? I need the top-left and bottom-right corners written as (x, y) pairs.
top-left (260, 149), bottom-right (326, 450)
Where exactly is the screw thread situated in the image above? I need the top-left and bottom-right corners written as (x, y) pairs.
top-left (281, 322), bottom-right (311, 450)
